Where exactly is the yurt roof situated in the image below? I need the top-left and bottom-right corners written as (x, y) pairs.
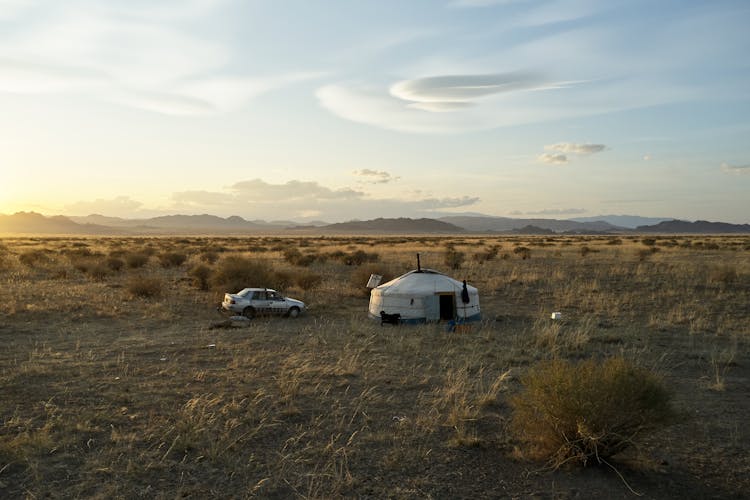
top-left (374, 269), bottom-right (478, 295)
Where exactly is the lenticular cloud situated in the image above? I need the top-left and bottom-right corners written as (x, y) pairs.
top-left (390, 72), bottom-right (542, 108)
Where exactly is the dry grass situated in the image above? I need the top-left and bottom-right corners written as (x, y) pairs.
top-left (0, 234), bottom-right (748, 498)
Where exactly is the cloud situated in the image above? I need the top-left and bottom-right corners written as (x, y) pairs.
top-left (352, 169), bottom-right (400, 184)
top-left (170, 179), bottom-right (479, 221)
top-left (0, 58), bottom-right (105, 93)
top-left (538, 142), bottom-right (606, 165)
top-left (525, 208), bottom-right (587, 215)
top-left (64, 196), bottom-right (144, 215)
top-left (317, 78), bottom-right (574, 134)
top-left (544, 143), bottom-right (606, 155)
top-left (537, 153), bottom-right (568, 164)
top-left (317, 75), bottom-right (600, 133)
top-left (720, 162), bottom-right (750, 175)
top-left (230, 179), bottom-right (363, 201)
top-left (317, 84), bottom-right (481, 133)
top-left (390, 72), bottom-right (542, 106)
top-left (0, 2), bottom-right (319, 115)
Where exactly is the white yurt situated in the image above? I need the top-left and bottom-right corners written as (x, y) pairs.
top-left (368, 269), bottom-right (481, 324)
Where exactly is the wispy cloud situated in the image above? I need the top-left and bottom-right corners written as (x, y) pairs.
top-left (65, 196), bottom-right (144, 215)
top-left (538, 142), bottom-right (606, 164)
top-left (545, 143), bottom-right (606, 155)
top-left (537, 153), bottom-right (568, 164)
top-left (0, 1), bottom-right (319, 114)
top-left (352, 169), bottom-right (400, 184)
top-left (525, 208), bottom-right (587, 215)
top-left (720, 162), bottom-right (750, 175)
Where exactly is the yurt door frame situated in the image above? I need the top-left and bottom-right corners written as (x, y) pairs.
top-left (437, 293), bottom-right (456, 321)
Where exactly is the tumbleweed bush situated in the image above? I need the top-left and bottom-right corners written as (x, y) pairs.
top-left (510, 357), bottom-right (675, 467)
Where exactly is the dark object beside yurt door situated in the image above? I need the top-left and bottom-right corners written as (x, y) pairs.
top-left (438, 294), bottom-right (455, 320)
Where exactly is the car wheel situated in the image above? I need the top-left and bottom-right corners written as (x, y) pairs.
top-left (288, 307), bottom-right (300, 318)
top-left (242, 306), bottom-right (256, 319)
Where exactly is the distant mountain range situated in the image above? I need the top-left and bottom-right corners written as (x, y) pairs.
top-left (310, 218), bottom-right (463, 233)
top-left (437, 216), bottom-right (620, 233)
top-left (1, 211), bottom-right (749, 235)
top-left (636, 219), bottom-right (750, 234)
top-left (570, 215), bottom-right (672, 229)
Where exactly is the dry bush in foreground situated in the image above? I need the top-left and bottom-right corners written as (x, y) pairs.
top-left (511, 357), bottom-right (675, 468)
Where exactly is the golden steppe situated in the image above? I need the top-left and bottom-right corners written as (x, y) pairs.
top-left (1, 234), bottom-right (748, 498)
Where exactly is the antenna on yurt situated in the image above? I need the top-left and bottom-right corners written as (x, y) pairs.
top-left (416, 253), bottom-right (422, 272)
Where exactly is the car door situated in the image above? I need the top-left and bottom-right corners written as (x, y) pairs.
top-left (252, 290), bottom-right (271, 314)
top-left (267, 291), bottom-right (285, 315)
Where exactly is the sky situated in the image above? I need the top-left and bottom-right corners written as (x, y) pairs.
top-left (1, 0), bottom-right (749, 223)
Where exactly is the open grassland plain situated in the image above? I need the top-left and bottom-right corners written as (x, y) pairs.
top-left (0, 234), bottom-right (749, 498)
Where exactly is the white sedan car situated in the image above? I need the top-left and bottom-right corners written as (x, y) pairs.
top-left (221, 288), bottom-right (305, 318)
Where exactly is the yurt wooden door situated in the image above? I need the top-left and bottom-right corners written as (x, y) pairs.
top-left (438, 293), bottom-right (455, 321)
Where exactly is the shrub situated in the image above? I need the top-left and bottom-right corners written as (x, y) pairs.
top-left (273, 269), bottom-right (295, 291)
top-left (511, 358), bottom-right (674, 467)
top-left (473, 245), bottom-right (500, 263)
top-left (641, 238), bottom-right (657, 246)
top-left (579, 246), bottom-right (598, 257)
top-left (127, 276), bottom-right (162, 298)
top-left (189, 264), bottom-right (212, 290)
top-left (88, 263), bottom-right (110, 281)
top-left (444, 245), bottom-right (465, 270)
top-left (71, 256), bottom-right (95, 274)
top-left (296, 271), bottom-right (323, 290)
top-left (283, 247), bottom-right (318, 267)
top-left (346, 250), bottom-right (379, 266)
top-left (125, 253), bottom-right (149, 269)
top-left (159, 252), bottom-right (187, 268)
top-left (513, 246), bottom-right (531, 260)
top-left (200, 251), bottom-right (219, 264)
top-left (18, 250), bottom-right (50, 267)
top-left (106, 257), bottom-right (124, 272)
top-left (606, 238), bottom-right (622, 245)
top-left (636, 247), bottom-right (660, 261)
top-left (211, 256), bottom-right (273, 292)
top-left (283, 247), bottom-right (302, 264)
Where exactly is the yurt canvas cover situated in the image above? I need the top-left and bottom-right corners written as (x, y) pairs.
top-left (368, 269), bottom-right (481, 324)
